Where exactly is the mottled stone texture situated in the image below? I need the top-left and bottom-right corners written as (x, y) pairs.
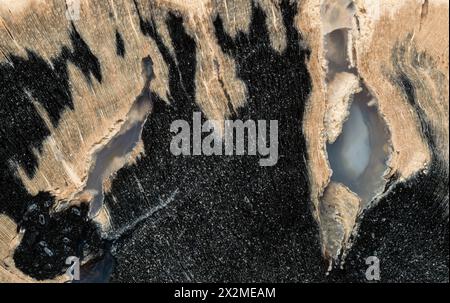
top-left (0, 0), bottom-right (448, 282)
top-left (107, 2), bottom-right (324, 282)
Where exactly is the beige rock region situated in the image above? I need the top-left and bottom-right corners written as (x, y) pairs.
top-left (0, 0), bottom-right (448, 280)
top-left (299, 0), bottom-right (448, 263)
top-left (319, 182), bottom-right (360, 264)
top-left (0, 0), bottom-right (289, 282)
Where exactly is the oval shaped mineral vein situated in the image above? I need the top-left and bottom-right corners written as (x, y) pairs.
top-left (328, 97), bottom-right (370, 182)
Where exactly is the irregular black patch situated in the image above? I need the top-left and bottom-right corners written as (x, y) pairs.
top-left (395, 72), bottom-right (436, 150)
top-left (0, 23), bottom-right (102, 178)
top-left (13, 192), bottom-right (103, 280)
top-left (0, 24), bottom-right (104, 280)
top-left (390, 35), bottom-right (445, 152)
top-left (66, 23), bottom-right (103, 85)
top-left (115, 30), bottom-right (126, 58)
top-left (0, 24), bottom-right (102, 220)
top-left (398, 73), bottom-right (416, 106)
top-left (106, 1), bottom-right (324, 282)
